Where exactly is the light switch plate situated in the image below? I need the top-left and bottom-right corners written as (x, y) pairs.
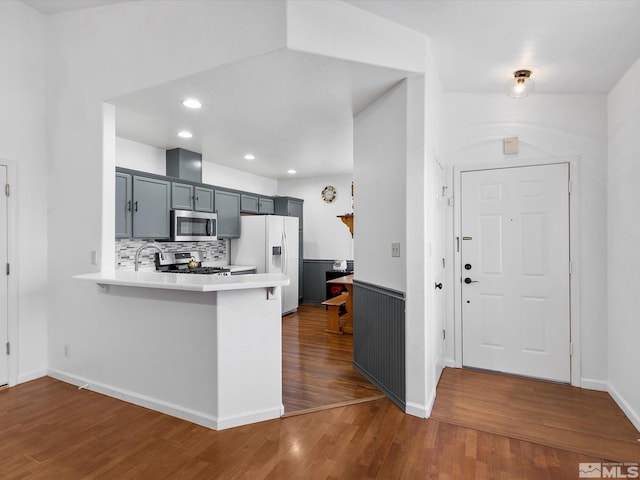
top-left (391, 242), bottom-right (401, 257)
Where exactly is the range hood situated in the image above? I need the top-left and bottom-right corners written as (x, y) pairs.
top-left (166, 148), bottom-right (202, 183)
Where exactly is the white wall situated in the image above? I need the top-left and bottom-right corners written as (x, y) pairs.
top-left (607, 57), bottom-right (640, 431)
top-left (354, 82), bottom-right (408, 291)
top-left (202, 162), bottom-right (277, 196)
top-left (115, 137), bottom-right (165, 175)
top-left (115, 136), bottom-right (278, 194)
top-left (278, 174), bottom-right (353, 260)
top-left (0, 1), bottom-right (48, 383)
top-left (441, 93), bottom-right (608, 387)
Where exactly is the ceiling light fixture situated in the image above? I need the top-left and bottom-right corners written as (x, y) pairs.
top-left (244, 154), bottom-right (256, 160)
top-left (506, 69), bottom-right (534, 99)
top-left (287, 169), bottom-right (296, 174)
top-left (177, 131), bottom-right (193, 138)
top-left (182, 98), bottom-right (202, 109)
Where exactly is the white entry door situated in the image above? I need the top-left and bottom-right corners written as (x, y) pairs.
top-left (461, 163), bottom-right (570, 383)
top-left (0, 165), bottom-right (8, 386)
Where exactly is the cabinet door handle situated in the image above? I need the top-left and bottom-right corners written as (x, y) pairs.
top-left (134, 201), bottom-right (138, 212)
top-left (127, 200), bottom-right (132, 212)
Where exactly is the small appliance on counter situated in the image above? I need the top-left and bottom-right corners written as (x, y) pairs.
top-left (155, 251), bottom-right (230, 276)
top-left (332, 260), bottom-right (347, 271)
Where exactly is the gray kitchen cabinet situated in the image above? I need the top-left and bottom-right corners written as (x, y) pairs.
top-left (195, 186), bottom-right (214, 212)
top-left (259, 197), bottom-right (274, 214)
top-left (171, 182), bottom-right (194, 210)
top-left (115, 172), bottom-right (133, 238)
top-left (274, 197), bottom-right (304, 300)
top-left (214, 189), bottom-right (241, 238)
top-left (241, 194), bottom-right (259, 213)
top-left (133, 175), bottom-right (171, 239)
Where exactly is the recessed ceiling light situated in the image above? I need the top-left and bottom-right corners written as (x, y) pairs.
top-left (244, 154), bottom-right (256, 160)
top-left (182, 98), bottom-right (202, 109)
top-left (287, 169), bottom-right (296, 174)
top-left (177, 131), bottom-right (193, 138)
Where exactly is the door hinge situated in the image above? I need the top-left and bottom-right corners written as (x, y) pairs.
top-left (569, 262), bottom-right (572, 275)
top-left (447, 197), bottom-right (455, 207)
top-left (569, 343), bottom-right (573, 356)
top-left (442, 329), bottom-right (446, 340)
top-left (4, 183), bottom-right (9, 197)
top-left (568, 180), bottom-right (572, 195)
top-left (442, 258), bottom-right (445, 269)
top-left (6, 342), bottom-right (9, 355)
top-left (5, 263), bottom-right (9, 275)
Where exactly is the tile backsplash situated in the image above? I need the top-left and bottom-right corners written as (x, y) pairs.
top-left (116, 239), bottom-right (228, 270)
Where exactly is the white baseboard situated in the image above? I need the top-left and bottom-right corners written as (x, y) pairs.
top-left (47, 369), bottom-right (279, 431)
top-left (406, 387), bottom-right (437, 419)
top-left (405, 401), bottom-right (428, 418)
top-left (443, 359), bottom-right (457, 369)
top-left (581, 378), bottom-right (608, 392)
top-left (608, 382), bottom-right (640, 434)
top-left (18, 369), bottom-right (47, 384)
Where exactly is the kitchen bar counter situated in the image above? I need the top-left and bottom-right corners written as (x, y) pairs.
top-left (74, 270), bottom-right (288, 292)
top-left (66, 269), bottom-right (288, 431)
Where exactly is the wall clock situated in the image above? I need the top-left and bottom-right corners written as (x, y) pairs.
top-left (321, 185), bottom-right (337, 203)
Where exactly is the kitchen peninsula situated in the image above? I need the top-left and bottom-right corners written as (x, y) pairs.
top-left (70, 271), bottom-right (289, 430)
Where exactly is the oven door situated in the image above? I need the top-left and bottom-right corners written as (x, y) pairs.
top-left (171, 210), bottom-right (217, 241)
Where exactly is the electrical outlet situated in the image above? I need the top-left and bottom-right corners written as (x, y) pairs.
top-left (90, 250), bottom-right (98, 265)
top-left (391, 242), bottom-right (401, 257)
top-left (64, 345), bottom-right (70, 358)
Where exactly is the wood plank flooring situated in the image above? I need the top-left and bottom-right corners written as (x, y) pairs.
top-left (282, 304), bottom-right (383, 414)
top-left (431, 367), bottom-right (640, 463)
top-left (0, 377), bottom-right (607, 479)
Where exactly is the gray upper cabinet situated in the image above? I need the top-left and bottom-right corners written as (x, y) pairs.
top-left (171, 182), bottom-right (194, 210)
top-left (241, 194), bottom-right (274, 214)
top-left (241, 194), bottom-right (259, 213)
top-left (214, 189), bottom-right (241, 238)
top-left (195, 186), bottom-right (214, 212)
top-left (132, 175), bottom-right (171, 239)
top-left (258, 197), bottom-right (274, 214)
top-left (115, 172), bottom-right (133, 238)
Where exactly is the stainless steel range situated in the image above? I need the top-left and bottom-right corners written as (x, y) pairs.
top-left (155, 251), bottom-right (231, 276)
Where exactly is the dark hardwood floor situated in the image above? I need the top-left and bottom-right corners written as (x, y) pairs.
top-left (431, 367), bottom-right (640, 463)
top-left (1, 305), bottom-right (637, 478)
top-left (282, 304), bottom-right (383, 414)
top-left (0, 378), bottom-right (607, 479)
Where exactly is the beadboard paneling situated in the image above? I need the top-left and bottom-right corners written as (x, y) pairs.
top-left (353, 280), bottom-right (406, 410)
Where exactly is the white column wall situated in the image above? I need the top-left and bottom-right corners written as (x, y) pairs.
top-left (607, 57), bottom-right (640, 431)
top-left (0, 1), bottom-right (48, 383)
top-left (441, 93), bottom-right (608, 387)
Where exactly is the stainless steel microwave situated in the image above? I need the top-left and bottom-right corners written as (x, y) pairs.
top-left (170, 210), bottom-right (217, 242)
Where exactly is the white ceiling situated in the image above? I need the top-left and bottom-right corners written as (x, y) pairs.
top-left (21, 0), bottom-right (640, 178)
top-left (111, 50), bottom-right (410, 179)
top-left (348, 0), bottom-right (640, 94)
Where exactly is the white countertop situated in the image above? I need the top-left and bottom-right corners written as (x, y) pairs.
top-left (73, 270), bottom-right (289, 292)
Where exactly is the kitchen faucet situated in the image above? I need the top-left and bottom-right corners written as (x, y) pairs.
top-left (134, 243), bottom-right (165, 271)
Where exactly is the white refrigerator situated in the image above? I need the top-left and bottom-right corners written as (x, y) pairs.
top-left (231, 215), bottom-right (299, 314)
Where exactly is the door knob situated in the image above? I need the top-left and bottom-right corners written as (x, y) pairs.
top-left (464, 277), bottom-right (479, 284)
top-left (435, 283), bottom-right (443, 290)
top-left (464, 263), bottom-right (472, 270)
